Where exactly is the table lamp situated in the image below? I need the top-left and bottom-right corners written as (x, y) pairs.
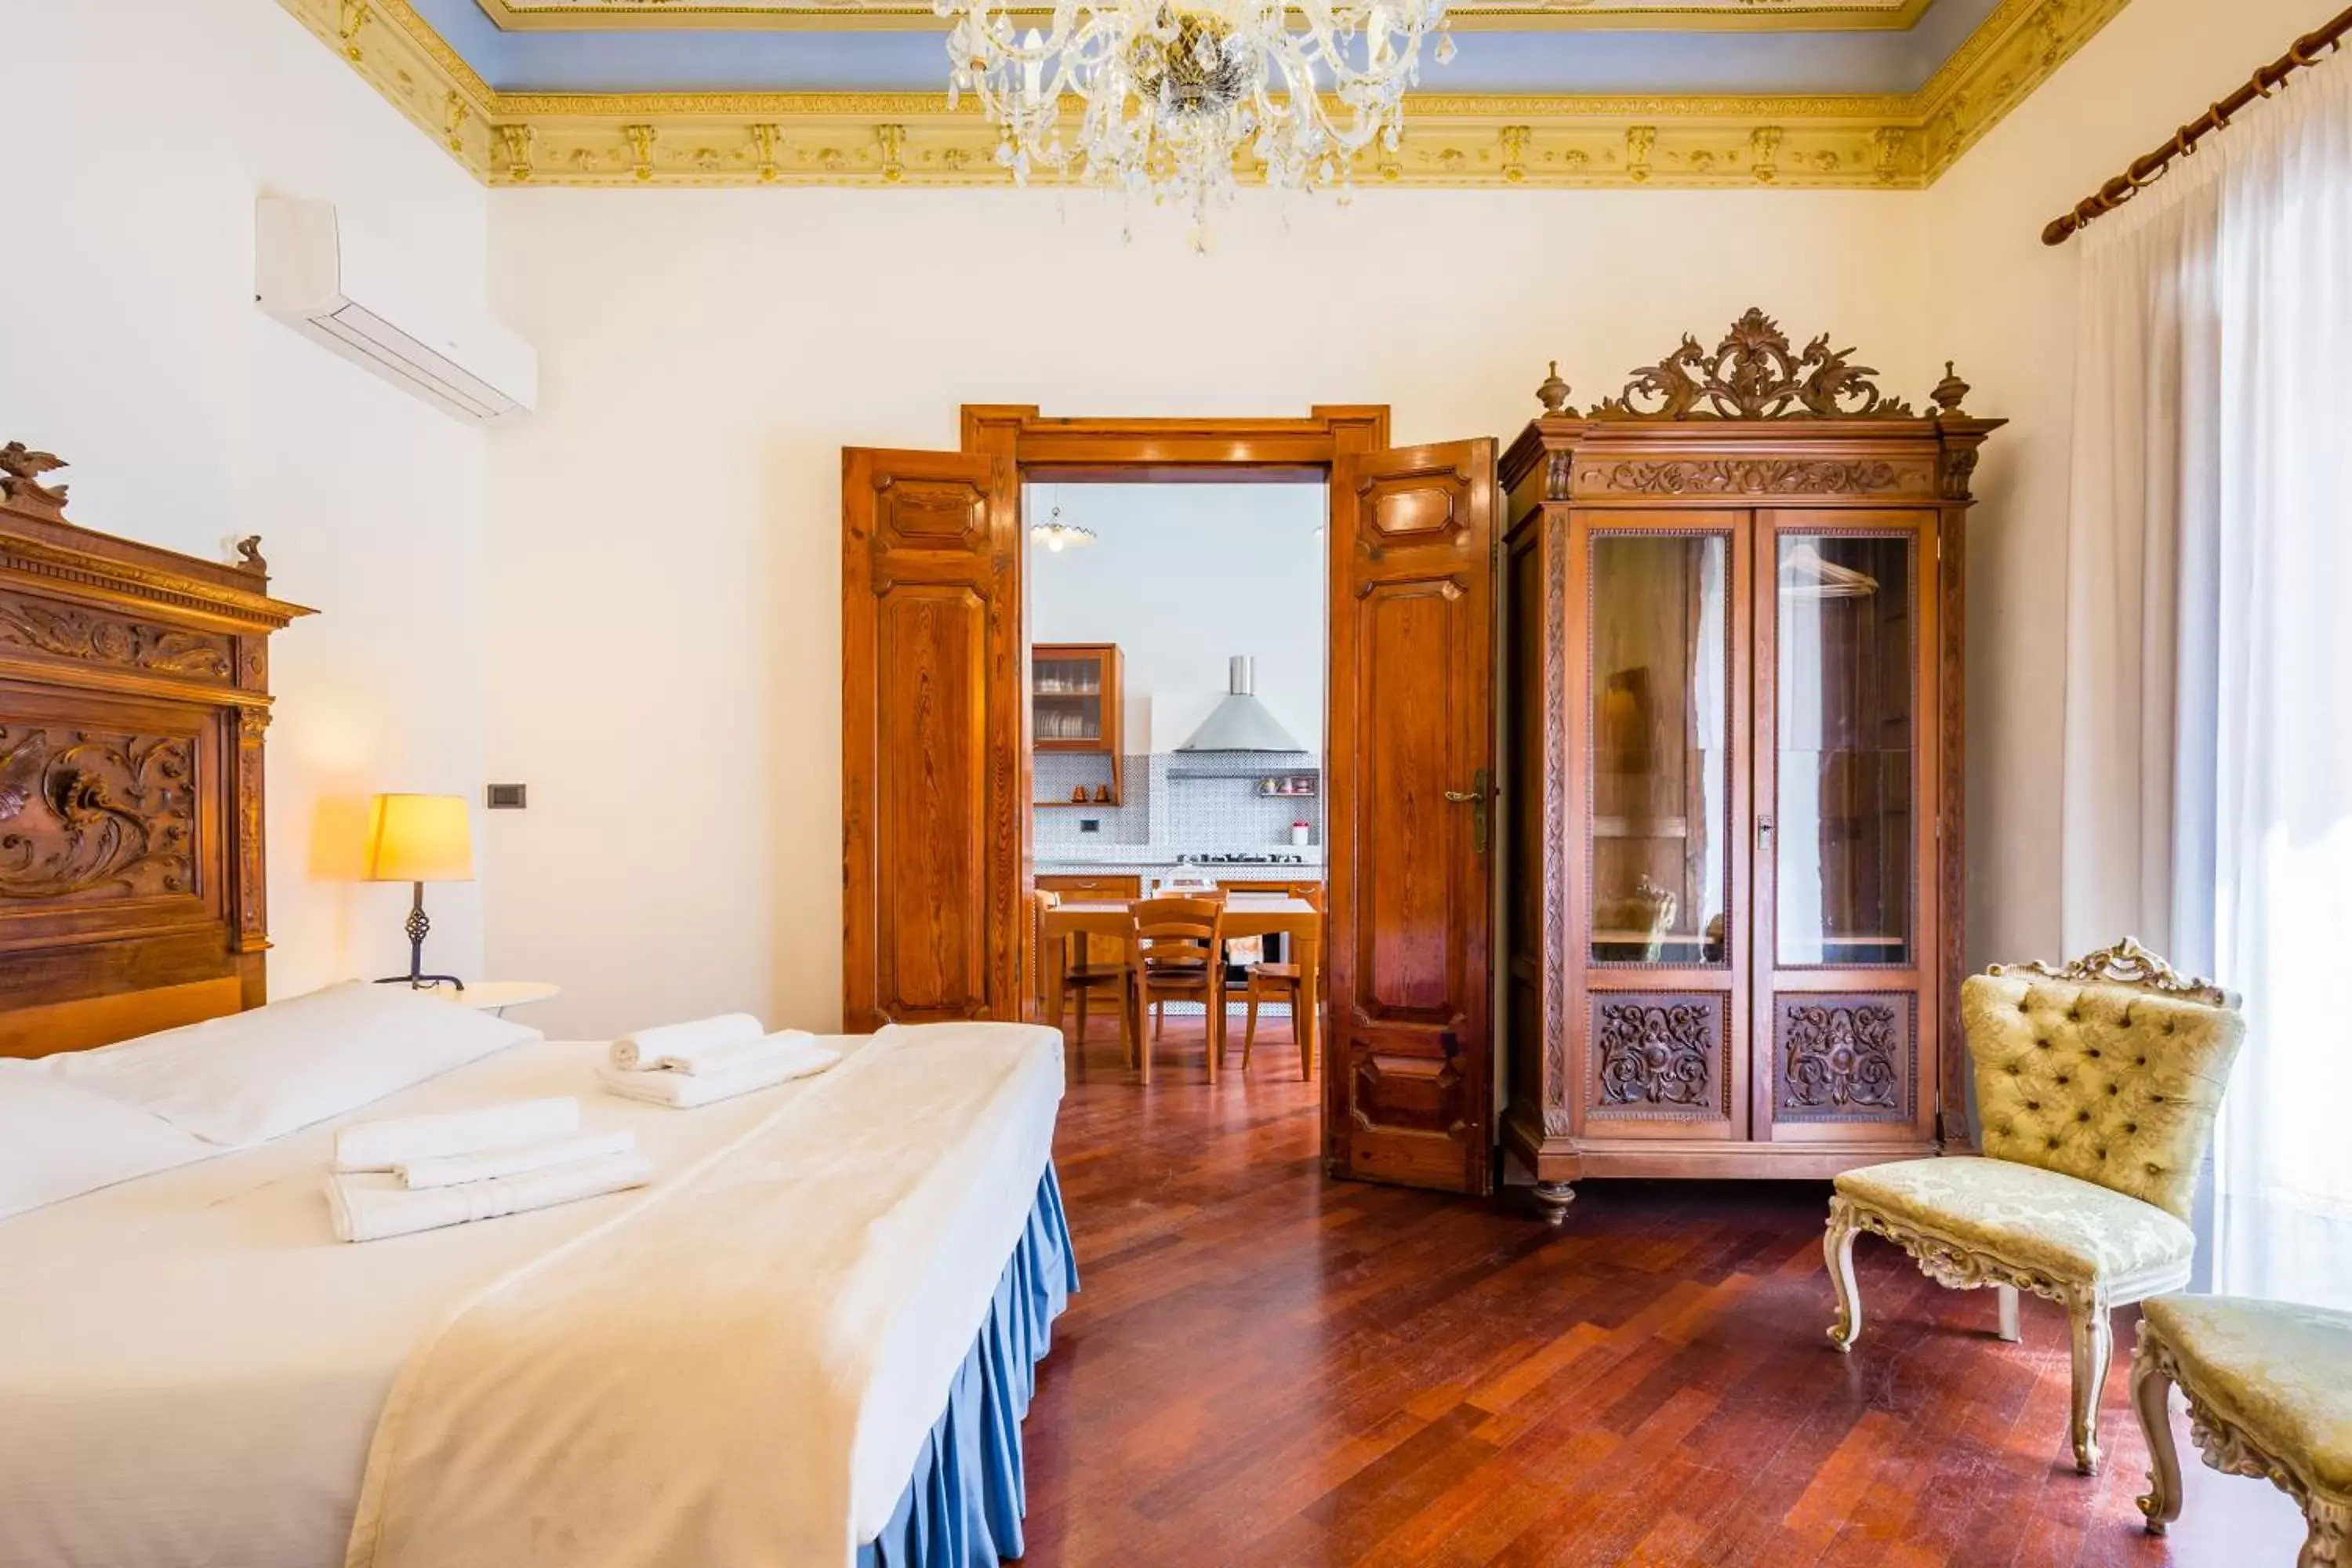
top-left (365, 793), bottom-right (472, 990)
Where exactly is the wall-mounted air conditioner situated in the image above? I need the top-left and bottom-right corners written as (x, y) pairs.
top-left (254, 196), bottom-right (537, 425)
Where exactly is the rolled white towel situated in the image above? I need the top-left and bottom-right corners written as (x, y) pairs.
top-left (333, 1097), bottom-right (580, 1174)
top-left (397, 1129), bottom-right (636, 1190)
top-left (598, 1040), bottom-right (841, 1109)
top-left (608, 1013), bottom-right (764, 1073)
top-left (326, 1151), bottom-right (653, 1243)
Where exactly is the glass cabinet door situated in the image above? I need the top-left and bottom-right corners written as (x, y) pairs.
top-left (1031, 648), bottom-right (1106, 749)
top-left (1586, 534), bottom-right (1733, 968)
top-left (1769, 533), bottom-right (1915, 968)
top-left (1570, 514), bottom-right (1751, 1146)
top-left (1757, 514), bottom-right (1936, 1148)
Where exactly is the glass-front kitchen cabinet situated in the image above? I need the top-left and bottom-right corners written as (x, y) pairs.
top-left (1497, 314), bottom-right (2001, 1218)
top-left (1032, 642), bottom-right (1123, 805)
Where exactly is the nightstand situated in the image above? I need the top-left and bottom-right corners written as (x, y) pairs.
top-left (426, 981), bottom-right (560, 1018)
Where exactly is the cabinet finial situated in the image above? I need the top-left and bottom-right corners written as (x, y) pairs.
top-left (1536, 361), bottom-right (1573, 416)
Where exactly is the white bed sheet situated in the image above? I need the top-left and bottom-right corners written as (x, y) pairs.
top-left (0, 1031), bottom-right (1062, 1568)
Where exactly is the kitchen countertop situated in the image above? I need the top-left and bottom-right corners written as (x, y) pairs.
top-left (1035, 846), bottom-right (1323, 872)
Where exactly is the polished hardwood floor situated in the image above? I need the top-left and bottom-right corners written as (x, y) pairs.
top-left (1019, 1018), bottom-right (2309, 1567)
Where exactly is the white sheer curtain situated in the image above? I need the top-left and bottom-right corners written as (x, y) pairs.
top-left (2062, 51), bottom-right (2352, 1298)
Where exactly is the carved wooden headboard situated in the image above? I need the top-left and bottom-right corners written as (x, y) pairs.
top-left (0, 442), bottom-right (312, 1058)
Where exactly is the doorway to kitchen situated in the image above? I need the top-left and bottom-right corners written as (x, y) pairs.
top-left (1026, 479), bottom-right (1327, 1085)
top-left (842, 407), bottom-right (1499, 1195)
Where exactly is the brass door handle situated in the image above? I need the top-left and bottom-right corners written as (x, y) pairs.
top-left (1446, 770), bottom-right (1493, 855)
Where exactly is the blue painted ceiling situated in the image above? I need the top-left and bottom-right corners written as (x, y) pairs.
top-left (418, 0), bottom-right (2002, 95)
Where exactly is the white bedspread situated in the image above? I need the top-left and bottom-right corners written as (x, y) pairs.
top-left (0, 1025), bottom-right (1064, 1568)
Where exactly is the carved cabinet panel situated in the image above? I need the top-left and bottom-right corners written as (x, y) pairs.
top-left (1587, 993), bottom-right (1730, 1124)
top-left (1773, 994), bottom-right (1915, 1124)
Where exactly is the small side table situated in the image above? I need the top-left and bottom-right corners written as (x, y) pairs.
top-left (428, 981), bottom-right (561, 1018)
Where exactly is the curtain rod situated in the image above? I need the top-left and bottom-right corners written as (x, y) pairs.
top-left (2042, 3), bottom-right (2352, 247)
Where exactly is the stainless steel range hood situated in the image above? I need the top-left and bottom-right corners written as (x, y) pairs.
top-left (1176, 657), bottom-right (1308, 753)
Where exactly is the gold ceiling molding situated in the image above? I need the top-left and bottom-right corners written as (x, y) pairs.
top-left (280, 0), bottom-right (2132, 190)
top-left (476, 0), bottom-right (1936, 34)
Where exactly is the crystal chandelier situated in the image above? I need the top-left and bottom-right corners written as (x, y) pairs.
top-left (939, 0), bottom-right (1454, 241)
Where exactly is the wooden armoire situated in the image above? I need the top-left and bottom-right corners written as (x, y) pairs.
top-left (1499, 311), bottom-right (2001, 1221)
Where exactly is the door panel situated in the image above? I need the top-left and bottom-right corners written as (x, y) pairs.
top-left (1329, 440), bottom-right (1496, 1194)
top-left (1566, 510), bottom-right (1752, 1145)
top-left (1752, 510), bottom-right (1939, 1147)
top-left (842, 448), bottom-right (1022, 1030)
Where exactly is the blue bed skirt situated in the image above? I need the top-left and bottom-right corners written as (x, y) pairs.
top-left (857, 1164), bottom-right (1077, 1568)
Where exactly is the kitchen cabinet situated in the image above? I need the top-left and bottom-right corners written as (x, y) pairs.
top-left (1033, 642), bottom-right (1123, 805)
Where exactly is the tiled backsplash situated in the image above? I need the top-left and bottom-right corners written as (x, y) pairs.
top-left (1034, 753), bottom-right (1150, 845)
top-left (1035, 750), bottom-right (1321, 852)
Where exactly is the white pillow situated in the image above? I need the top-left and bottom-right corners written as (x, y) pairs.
top-left (56, 981), bottom-right (541, 1147)
top-left (0, 1065), bottom-right (216, 1221)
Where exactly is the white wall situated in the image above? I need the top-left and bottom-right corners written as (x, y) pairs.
top-left (1026, 482), bottom-right (1325, 754)
top-left (1923, 0), bottom-right (2345, 971)
top-left (486, 185), bottom-right (1930, 1036)
top-left (0, 2), bottom-right (493, 994)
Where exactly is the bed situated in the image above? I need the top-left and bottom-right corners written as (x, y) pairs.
top-left (0, 446), bottom-right (1074, 1568)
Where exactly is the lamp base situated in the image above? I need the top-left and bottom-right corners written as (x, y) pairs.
top-left (374, 880), bottom-right (465, 992)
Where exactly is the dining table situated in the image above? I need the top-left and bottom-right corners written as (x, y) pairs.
top-left (1038, 894), bottom-right (1322, 1080)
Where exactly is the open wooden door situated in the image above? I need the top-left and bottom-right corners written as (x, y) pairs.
top-left (1327, 439), bottom-right (1498, 1194)
top-left (842, 447), bottom-right (1024, 1032)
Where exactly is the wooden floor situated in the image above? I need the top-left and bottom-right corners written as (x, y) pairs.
top-left (1018, 1018), bottom-right (2310, 1567)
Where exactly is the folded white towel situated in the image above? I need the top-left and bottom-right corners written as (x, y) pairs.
top-left (326, 1151), bottom-right (653, 1243)
top-left (597, 1041), bottom-right (842, 1109)
top-left (647, 1029), bottom-right (821, 1077)
top-left (609, 1013), bottom-right (764, 1073)
top-left (397, 1129), bottom-right (637, 1190)
top-left (333, 1097), bottom-right (581, 1174)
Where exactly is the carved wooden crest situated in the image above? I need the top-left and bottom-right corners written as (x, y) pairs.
top-left (1590, 308), bottom-right (1918, 421)
top-left (0, 442), bottom-right (71, 520)
top-left (1990, 936), bottom-right (2238, 1010)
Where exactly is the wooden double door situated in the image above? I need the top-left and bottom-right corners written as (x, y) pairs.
top-left (841, 412), bottom-right (1503, 1194)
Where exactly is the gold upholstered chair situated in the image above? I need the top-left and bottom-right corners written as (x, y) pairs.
top-left (1823, 938), bottom-right (2247, 1475)
top-left (2132, 1294), bottom-right (2352, 1566)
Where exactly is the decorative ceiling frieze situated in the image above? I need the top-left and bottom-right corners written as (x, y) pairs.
top-left (280, 0), bottom-right (2133, 191)
top-left (474, 0), bottom-right (1937, 33)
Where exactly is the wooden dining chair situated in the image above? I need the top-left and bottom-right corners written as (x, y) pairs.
top-left (1146, 884), bottom-right (1226, 1042)
top-left (1040, 891), bottom-right (1137, 1078)
top-left (1131, 895), bottom-right (1227, 1086)
top-left (1241, 883), bottom-right (1324, 1080)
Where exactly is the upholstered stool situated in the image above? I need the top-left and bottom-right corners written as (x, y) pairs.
top-left (2133, 1294), bottom-right (2352, 1566)
top-left (1823, 939), bottom-right (2245, 1475)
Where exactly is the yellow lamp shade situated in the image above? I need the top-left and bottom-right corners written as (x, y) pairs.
top-left (364, 793), bottom-right (474, 883)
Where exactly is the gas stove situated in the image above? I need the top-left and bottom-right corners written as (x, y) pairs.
top-left (1177, 852), bottom-right (1308, 866)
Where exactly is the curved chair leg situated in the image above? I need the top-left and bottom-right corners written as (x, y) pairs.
top-left (2068, 1292), bottom-right (2114, 1475)
top-left (2303, 1496), bottom-right (2352, 1568)
top-left (2132, 1320), bottom-right (2183, 1535)
top-left (1997, 1283), bottom-right (2021, 1342)
top-left (1824, 1200), bottom-right (1864, 1354)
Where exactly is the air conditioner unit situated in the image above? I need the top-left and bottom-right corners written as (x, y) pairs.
top-left (255, 196), bottom-right (537, 424)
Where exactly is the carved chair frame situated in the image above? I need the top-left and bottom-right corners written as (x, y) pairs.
top-left (1824, 1194), bottom-right (2191, 1476)
top-left (1823, 938), bottom-right (2235, 1478)
top-left (2132, 1317), bottom-right (2352, 1567)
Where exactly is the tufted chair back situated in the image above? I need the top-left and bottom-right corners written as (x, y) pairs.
top-left (1962, 942), bottom-right (2246, 1221)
